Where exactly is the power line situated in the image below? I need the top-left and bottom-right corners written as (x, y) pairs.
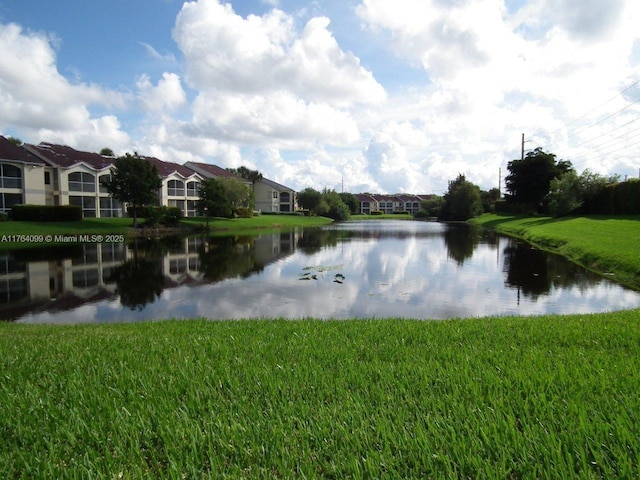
top-left (540, 78), bottom-right (640, 151)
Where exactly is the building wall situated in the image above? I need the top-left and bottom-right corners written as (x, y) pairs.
top-left (254, 182), bottom-right (279, 213)
top-left (158, 174), bottom-right (202, 217)
top-left (56, 165), bottom-right (124, 218)
top-left (254, 182), bottom-right (296, 213)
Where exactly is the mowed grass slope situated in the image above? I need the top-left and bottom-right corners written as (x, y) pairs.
top-left (2, 313), bottom-right (639, 478)
top-left (474, 214), bottom-right (640, 290)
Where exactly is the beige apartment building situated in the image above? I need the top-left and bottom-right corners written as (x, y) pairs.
top-left (0, 136), bottom-right (296, 218)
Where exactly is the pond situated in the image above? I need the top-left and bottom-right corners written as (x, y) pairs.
top-left (3, 220), bottom-right (640, 323)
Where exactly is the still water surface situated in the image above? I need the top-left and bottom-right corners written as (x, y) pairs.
top-left (4, 220), bottom-right (640, 323)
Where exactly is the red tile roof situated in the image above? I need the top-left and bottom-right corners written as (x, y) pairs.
top-left (0, 136), bottom-right (47, 165)
top-left (184, 161), bottom-right (243, 179)
top-left (139, 156), bottom-right (201, 179)
top-left (27, 142), bottom-right (114, 170)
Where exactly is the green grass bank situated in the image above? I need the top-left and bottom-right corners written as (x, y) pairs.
top-left (473, 213), bottom-right (640, 290)
top-left (0, 215), bottom-right (333, 249)
top-left (2, 312), bottom-right (639, 478)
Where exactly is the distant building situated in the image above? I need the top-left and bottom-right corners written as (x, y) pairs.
top-left (354, 193), bottom-right (433, 215)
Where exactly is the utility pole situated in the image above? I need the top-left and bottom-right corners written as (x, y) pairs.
top-left (521, 133), bottom-right (525, 161)
top-left (498, 167), bottom-right (501, 196)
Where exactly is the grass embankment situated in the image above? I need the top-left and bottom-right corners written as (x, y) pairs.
top-left (2, 314), bottom-right (640, 478)
top-left (0, 215), bottom-right (333, 249)
top-left (474, 213), bottom-right (640, 290)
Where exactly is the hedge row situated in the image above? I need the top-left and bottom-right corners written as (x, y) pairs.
top-left (584, 179), bottom-right (640, 215)
top-left (9, 205), bottom-right (83, 222)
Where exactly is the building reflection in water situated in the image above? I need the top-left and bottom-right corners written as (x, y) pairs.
top-left (0, 230), bottom-right (301, 320)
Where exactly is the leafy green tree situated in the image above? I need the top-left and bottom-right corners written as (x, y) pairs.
top-left (7, 137), bottom-right (22, 146)
top-left (297, 187), bottom-right (323, 214)
top-left (100, 147), bottom-right (115, 156)
top-left (321, 190), bottom-right (351, 221)
top-left (505, 148), bottom-right (573, 212)
top-left (198, 178), bottom-right (232, 219)
top-left (226, 166), bottom-right (263, 191)
top-left (106, 153), bottom-right (161, 228)
top-left (339, 192), bottom-right (359, 214)
top-left (439, 174), bottom-right (483, 221)
top-left (480, 188), bottom-right (501, 213)
top-left (217, 177), bottom-right (254, 213)
top-left (419, 196), bottom-right (444, 218)
top-left (548, 169), bottom-right (617, 217)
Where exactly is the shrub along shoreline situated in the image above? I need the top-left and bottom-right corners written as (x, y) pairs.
top-left (473, 213), bottom-right (640, 291)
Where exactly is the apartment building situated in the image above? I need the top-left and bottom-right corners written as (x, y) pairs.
top-left (0, 136), bottom-right (296, 217)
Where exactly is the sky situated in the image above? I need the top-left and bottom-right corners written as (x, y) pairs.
top-left (0, 0), bottom-right (639, 195)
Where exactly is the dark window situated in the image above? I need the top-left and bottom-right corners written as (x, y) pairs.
top-left (0, 163), bottom-right (22, 189)
top-left (68, 172), bottom-right (96, 192)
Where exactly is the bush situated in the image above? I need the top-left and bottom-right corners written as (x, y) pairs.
top-left (137, 206), bottom-right (183, 227)
top-left (0, 212), bottom-right (9, 222)
top-left (10, 205), bottom-right (83, 222)
top-left (161, 207), bottom-right (183, 227)
top-left (370, 211), bottom-right (383, 215)
top-left (584, 180), bottom-right (640, 215)
top-left (235, 207), bottom-right (254, 218)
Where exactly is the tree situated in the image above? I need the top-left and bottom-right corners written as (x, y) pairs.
top-left (321, 190), bottom-right (351, 221)
top-left (217, 177), bottom-right (254, 214)
top-left (480, 188), bottom-right (501, 213)
top-left (297, 187), bottom-right (323, 214)
top-left (339, 192), bottom-right (359, 214)
top-left (548, 169), bottom-right (617, 217)
top-left (505, 148), bottom-right (573, 212)
top-left (106, 153), bottom-right (161, 228)
top-left (439, 174), bottom-right (483, 221)
top-left (420, 196), bottom-right (444, 218)
top-left (226, 166), bottom-right (263, 191)
top-left (100, 147), bottom-right (115, 156)
top-left (198, 178), bottom-right (232, 219)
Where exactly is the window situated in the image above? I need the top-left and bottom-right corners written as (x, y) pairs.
top-left (186, 181), bottom-right (200, 197)
top-left (99, 197), bottom-right (122, 218)
top-left (0, 193), bottom-right (23, 212)
top-left (186, 200), bottom-right (198, 217)
top-left (72, 269), bottom-right (100, 288)
top-left (69, 196), bottom-right (96, 217)
top-left (99, 174), bottom-right (111, 193)
top-left (44, 171), bottom-right (51, 185)
top-left (272, 191), bottom-right (278, 199)
top-left (101, 243), bottom-right (126, 262)
top-left (169, 258), bottom-right (187, 274)
top-left (0, 163), bottom-right (22, 189)
top-left (72, 245), bottom-right (99, 266)
top-left (68, 172), bottom-right (96, 192)
top-left (0, 277), bottom-right (28, 302)
top-left (168, 180), bottom-right (185, 196)
top-left (168, 199), bottom-right (185, 212)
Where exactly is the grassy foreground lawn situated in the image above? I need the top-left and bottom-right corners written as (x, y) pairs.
top-left (474, 214), bottom-right (640, 290)
top-left (2, 312), bottom-right (639, 478)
